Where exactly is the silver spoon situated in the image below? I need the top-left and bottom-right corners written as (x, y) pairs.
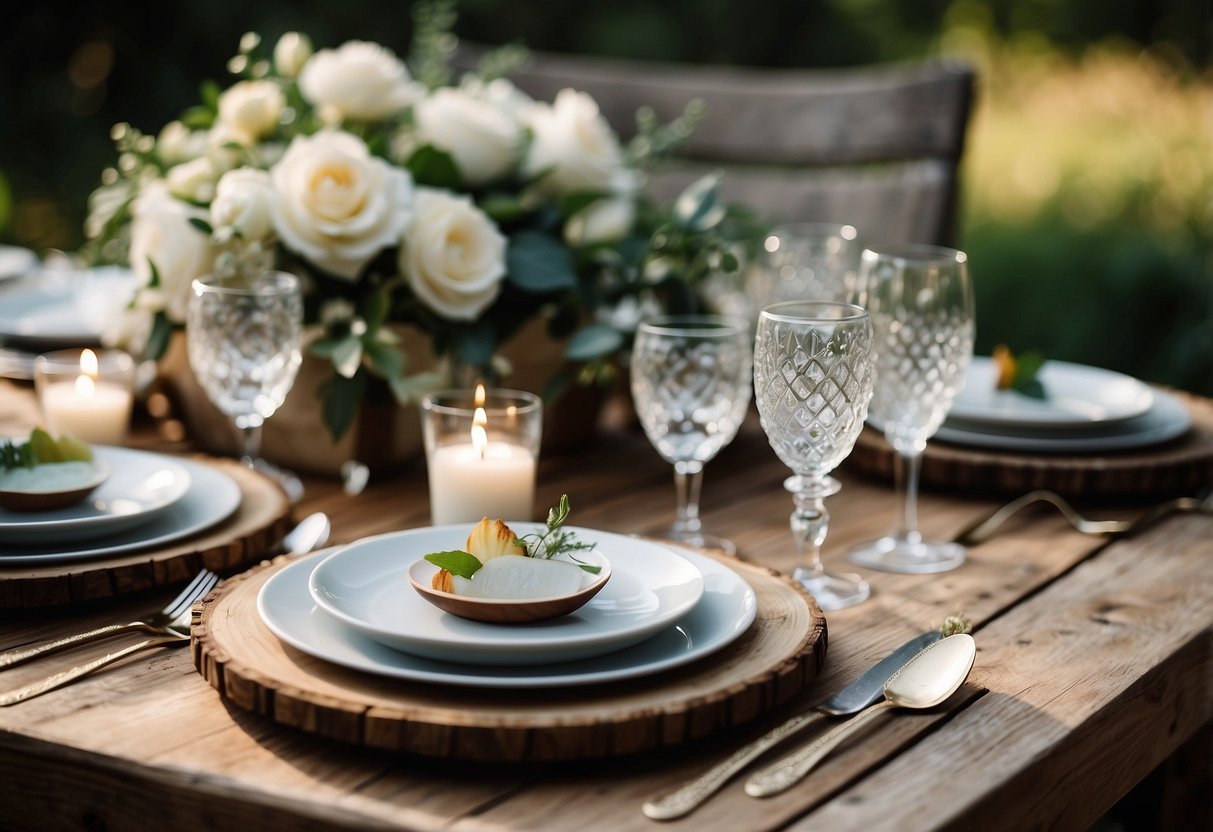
top-left (283, 512), bottom-right (331, 555)
top-left (745, 633), bottom-right (977, 797)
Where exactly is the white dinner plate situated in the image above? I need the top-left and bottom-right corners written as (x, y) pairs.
top-left (308, 526), bottom-right (705, 665)
top-left (0, 267), bottom-right (136, 346)
top-left (0, 446), bottom-right (192, 545)
top-left (0, 246), bottom-right (37, 282)
top-left (932, 388), bottom-right (1190, 453)
top-left (0, 455), bottom-right (241, 562)
top-left (950, 357), bottom-right (1154, 429)
top-left (258, 546), bottom-right (756, 688)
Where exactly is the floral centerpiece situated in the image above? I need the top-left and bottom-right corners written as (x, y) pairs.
top-left (84, 2), bottom-right (759, 442)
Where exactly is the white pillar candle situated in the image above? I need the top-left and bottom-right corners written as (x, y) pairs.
top-left (39, 376), bottom-right (133, 445)
top-left (427, 441), bottom-right (537, 525)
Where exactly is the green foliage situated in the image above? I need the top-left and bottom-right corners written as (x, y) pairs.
top-left (424, 550), bottom-right (483, 578)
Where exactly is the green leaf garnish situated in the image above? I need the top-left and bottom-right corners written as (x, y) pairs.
top-left (424, 550), bottom-right (484, 579)
top-left (518, 494), bottom-right (600, 574)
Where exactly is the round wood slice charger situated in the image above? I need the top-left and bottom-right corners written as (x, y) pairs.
top-left (192, 550), bottom-right (827, 762)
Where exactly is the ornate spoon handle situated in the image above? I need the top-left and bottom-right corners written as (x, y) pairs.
top-left (643, 710), bottom-right (827, 820)
top-left (0, 636), bottom-right (184, 706)
top-left (0, 622), bottom-right (141, 670)
top-left (745, 700), bottom-right (894, 797)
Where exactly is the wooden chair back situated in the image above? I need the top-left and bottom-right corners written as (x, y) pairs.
top-left (469, 48), bottom-right (976, 246)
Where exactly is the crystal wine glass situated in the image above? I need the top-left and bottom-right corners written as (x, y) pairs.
top-left (754, 301), bottom-right (876, 610)
top-left (846, 244), bottom-right (974, 573)
top-left (186, 272), bottom-right (304, 490)
top-left (630, 315), bottom-right (752, 554)
top-left (746, 222), bottom-right (861, 310)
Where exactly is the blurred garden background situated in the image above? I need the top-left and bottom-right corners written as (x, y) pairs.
top-left (1, 0), bottom-right (1210, 393)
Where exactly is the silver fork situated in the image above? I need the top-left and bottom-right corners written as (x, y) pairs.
top-left (0, 604), bottom-right (193, 706)
top-left (954, 488), bottom-right (1213, 547)
top-left (0, 569), bottom-right (218, 670)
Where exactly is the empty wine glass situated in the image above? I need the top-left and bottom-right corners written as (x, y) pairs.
top-left (754, 301), bottom-right (876, 610)
top-left (846, 244), bottom-right (974, 573)
top-left (746, 222), bottom-right (861, 309)
top-left (186, 272), bottom-right (304, 494)
top-left (630, 315), bottom-right (752, 554)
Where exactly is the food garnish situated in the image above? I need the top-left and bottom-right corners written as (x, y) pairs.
top-left (424, 495), bottom-right (600, 598)
top-left (992, 344), bottom-right (1046, 399)
top-left (1, 428), bottom-right (93, 471)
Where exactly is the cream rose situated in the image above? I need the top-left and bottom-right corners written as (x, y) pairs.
top-left (210, 168), bottom-right (275, 241)
top-left (128, 182), bottom-right (214, 323)
top-left (298, 40), bottom-right (422, 121)
top-left (165, 157), bottom-right (218, 203)
top-left (156, 121), bottom-right (208, 166)
top-left (273, 32), bottom-right (313, 78)
top-left (217, 80), bottom-right (285, 142)
top-left (413, 87), bottom-right (521, 187)
top-left (565, 194), bottom-right (636, 246)
top-left (399, 187), bottom-right (506, 321)
top-left (270, 130), bottom-right (414, 280)
top-left (523, 88), bottom-right (626, 195)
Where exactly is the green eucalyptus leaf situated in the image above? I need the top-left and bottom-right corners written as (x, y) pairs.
top-left (180, 106), bottom-right (215, 130)
top-left (331, 336), bottom-right (364, 379)
top-left (362, 285), bottom-right (391, 330)
top-left (480, 193), bottom-right (529, 224)
top-left (143, 311), bottom-right (174, 361)
top-left (506, 230), bottom-right (578, 293)
top-left (321, 370), bottom-right (367, 441)
top-left (564, 324), bottom-right (624, 362)
top-left (673, 172), bottom-right (727, 232)
top-left (364, 341), bottom-right (404, 380)
top-left (199, 80), bottom-right (222, 110)
top-left (406, 144), bottom-right (461, 189)
top-left (188, 217), bottom-right (213, 236)
top-left (424, 551), bottom-right (483, 580)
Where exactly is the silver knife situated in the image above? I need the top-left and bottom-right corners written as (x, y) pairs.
top-left (642, 629), bottom-right (943, 821)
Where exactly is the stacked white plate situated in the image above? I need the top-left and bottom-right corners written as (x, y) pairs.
top-left (928, 357), bottom-right (1191, 453)
top-left (257, 525), bottom-right (758, 688)
top-left (0, 446), bottom-right (241, 563)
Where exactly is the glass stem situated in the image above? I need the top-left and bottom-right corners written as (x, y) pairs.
top-left (790, 489), bottom-right (829, 578)
top-left (239, 422), bottom-right (263, 468)
top-left (895, 451), bottom-right (923, 543)
top-left (673, 460), bottom-right (704, 535)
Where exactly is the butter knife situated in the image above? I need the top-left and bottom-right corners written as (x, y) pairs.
top-left (642, 630), bottom-right (942, 821)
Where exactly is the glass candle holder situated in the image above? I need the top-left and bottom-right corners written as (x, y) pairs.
top-left (421, 386), bottom-right (542, 525)
top-left (34, 348), bottom-right (135, 445)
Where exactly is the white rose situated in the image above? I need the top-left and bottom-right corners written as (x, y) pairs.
top-left (399, 187), bottom-right (506, 321)
top-left (413, 87), bottom-right (521, 186)
top-left (274, 32), bottom-right (313, 78)
top-left (210, 168), bottom-right (275, 241)
top-left (165, 157), bottom-right (218, 203)
top-left (218, 80), bottom-right (284, 142)
top-left (270, 130), bottom-right (414, 280)
top-left (299, 40), bottom-right (422, 121)
top-left (206, 123), bottom-right (251, 173)
top-left (129, 182), bottom-right (215, 323)
top-left (461, 76), bottom-right (538, 121)
top-left (523, 88), bottom-right (626, 195)
top-left (156, 121), bottom-right (208, 166)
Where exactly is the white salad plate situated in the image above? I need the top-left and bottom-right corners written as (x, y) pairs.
top-left (933, 388), bottom-right (1191, 453)
top-left (0, 246), bottom-right (37, 282)
top-left (0, 266), bottom-right (136, 345)
top-left (0, 454), bottom-right (240, 562)
top-left (308, 526), bottom-right (705, 665)
top-left (0, 446), bottom-right (192, 545)
top-left (949, 357), bottom-right (1154, 429)
top-left (258, 545), bottom-right (756, 688)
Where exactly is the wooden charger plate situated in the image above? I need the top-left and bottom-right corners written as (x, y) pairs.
top-left (0, 459), bottom-right (292, 609)
top-left (848, 389), bottom-right (1213, 498)
top-left (192, 550), bottom-right (827, 762)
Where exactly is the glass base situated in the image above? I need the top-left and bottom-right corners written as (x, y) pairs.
top-left (847, 534), bottom-right (965, 574)
top-left (660, 528), bottom-right (738, 556)
top-left (793, 567), bottom-right (870, 611)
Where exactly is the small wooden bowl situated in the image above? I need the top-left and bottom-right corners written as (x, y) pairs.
top-left (0, 463), bottom-right (110, 512)
top-left (407, 555), bottom-right (612, 624)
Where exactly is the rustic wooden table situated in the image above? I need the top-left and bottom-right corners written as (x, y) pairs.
top-left (0, 385), bottom-right (1209, 831)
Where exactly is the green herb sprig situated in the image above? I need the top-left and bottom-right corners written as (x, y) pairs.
top-left (519, 494), bottom-right (600, 574)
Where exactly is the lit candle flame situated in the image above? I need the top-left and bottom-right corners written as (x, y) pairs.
top-left (80, 348), bottom-right (99, 379)
top-left (472, 406), bottom-right (488, 459)
top-left (474, 383), bottom-right (486, 408)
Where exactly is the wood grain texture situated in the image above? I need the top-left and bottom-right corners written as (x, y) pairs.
top-left (0, 459), bottom-right (292, 609)
top-left (850, 389), bottom-right (1213, 497)
top-left (192, 551), bottom-right (828, 761)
